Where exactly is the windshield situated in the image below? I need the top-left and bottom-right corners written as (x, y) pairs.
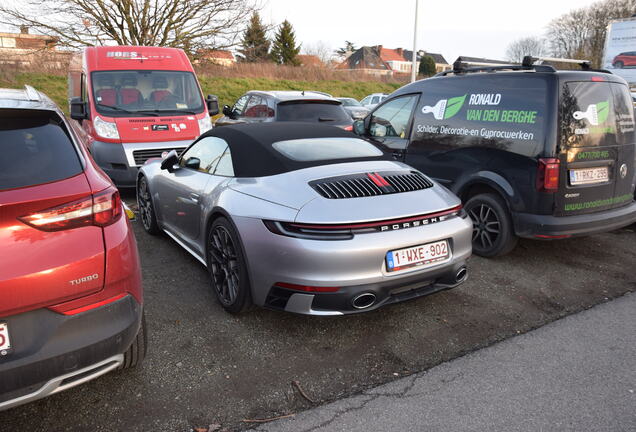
top-left (339, 98), bottom-right (361, 107)
top-left (277, 102), bottom-right (351, 122)
top-left (91, 70), bottom-right (204, 116)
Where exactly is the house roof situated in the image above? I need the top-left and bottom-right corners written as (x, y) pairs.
top-left (198, 49), bottom-right (235, 60)
top-left (454, 56), bottom-right (509, 65)
top-left (336, 46), bottom-right (390, 70)
top-left (379, 47), bottom-right (405, 62)
top-left (297, 54), bottom-right (322, 66)
top-left (419, 52), bottom-right (448, 65)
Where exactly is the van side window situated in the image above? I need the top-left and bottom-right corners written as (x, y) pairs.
top-left (369, 95), bottom-right (418, 139)
top-left (410, 76), bottom-right (547, 157)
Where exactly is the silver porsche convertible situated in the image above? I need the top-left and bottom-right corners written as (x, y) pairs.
top-left (137, 123), bottom-right (472, 315)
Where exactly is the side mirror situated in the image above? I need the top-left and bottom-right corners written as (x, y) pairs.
top-left (222, 104), bottom-right (233, 117)
top-left (160, 149), bottom-right (179, 172)
top-left (353, 119), bottom-right (366, 135)
top-left (184, 157), bottom-right (200, 170)
top-left (206, 94), bottom-right (219, 116)
top-left (70, 97), bottom-right (89, 121)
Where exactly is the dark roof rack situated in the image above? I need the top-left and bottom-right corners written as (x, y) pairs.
top-left (522, 55), bottom-right (590, 69)
top-left (436, 55), bottom-right (613, 77)
top-left (436, 59), bottom-right (554, 76)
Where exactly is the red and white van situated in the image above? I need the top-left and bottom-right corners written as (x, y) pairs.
top-left (69, 46), bottom-right (218, 187)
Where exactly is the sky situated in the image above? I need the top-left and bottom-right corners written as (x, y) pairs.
top-left (261, 0), bottom-right (600, 63)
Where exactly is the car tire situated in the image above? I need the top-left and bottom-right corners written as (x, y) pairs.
top-left (465, 193), bottom-right (518, 257)
top-left (207, 217), bottom-right (252, 314)
top-left (120, 312), bottom-right (147, 369)
top-left (137, 176), bottom-right (160, 235)
top-left (615, 61), bottom-right (624, 68)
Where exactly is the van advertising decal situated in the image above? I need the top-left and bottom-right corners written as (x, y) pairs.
top-left (417, 92), bottom-right (540, 143)
top-left (573, 101), bottom-right (609, 126)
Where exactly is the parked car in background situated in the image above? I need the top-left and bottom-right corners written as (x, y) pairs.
top-left (336, 97), bottom-right (370, 120)
top-left (360, 93), bottom-right (389, 110)
top-left (215, 91), bottom-right (353, 130)
top-left (136, 123), bottom-right (471, 315)
top-left (68, 46), bottom-right (219, 188)
top-left (0, 86), bottom-right (145, 411)
top-left (612, 51), bottom-right (636, 68)
top-left (354, 60), bottom-right (636, 257)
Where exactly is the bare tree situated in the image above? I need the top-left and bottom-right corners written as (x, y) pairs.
top-left (0, 0), bottom-right (258, 54)
top-left (303, 41), bottom-right (333, 64)
top-left (546, 0), bottom-right (636, 67)
top-left (505, 36), bottom-right (548, 63)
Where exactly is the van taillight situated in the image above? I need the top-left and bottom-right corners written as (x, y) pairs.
top-left (19, 188), bottom-right (122, 231)
top-left (537, 158), bottom-right (560, 192)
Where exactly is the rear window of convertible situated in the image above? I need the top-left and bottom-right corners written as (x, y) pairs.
top-left (272, 137), bottom-right (383, 161)
top-left (0, 110), bottom-right (82, 191)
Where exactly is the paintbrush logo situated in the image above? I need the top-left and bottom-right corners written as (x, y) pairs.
top-left (422, 94), bottom-right (466, 120)
top-left (573, 101), bottom-right (609, 126)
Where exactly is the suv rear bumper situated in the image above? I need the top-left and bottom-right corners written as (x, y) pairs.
top-left (0, 295), bottom-right (141, 411)
top-left (513, 201), bottom-right (636, 238)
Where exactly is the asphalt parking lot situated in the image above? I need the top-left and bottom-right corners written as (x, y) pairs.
top-left (1, 191), bottom-right (635, 432)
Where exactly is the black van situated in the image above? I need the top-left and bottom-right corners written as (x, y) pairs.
top-left (355, 59), bottom-right (636, 256)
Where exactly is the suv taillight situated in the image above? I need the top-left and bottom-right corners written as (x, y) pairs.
top-left (537, 158), bottom-right (560, 192)
top-left (19, 188), bottom-right (122, 231)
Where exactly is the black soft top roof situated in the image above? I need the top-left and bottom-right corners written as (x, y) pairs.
top-left (200, 122), bottom-right (388, 177)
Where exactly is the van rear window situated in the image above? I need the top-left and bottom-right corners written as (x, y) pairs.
top-left (411, 76), bottom-right (548, 157)
top-left (560, 82), bottom-right (635, 148)
top-left (0, 110), bottom-right (82, 191)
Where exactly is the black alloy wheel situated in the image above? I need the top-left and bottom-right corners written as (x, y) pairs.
top-left (207, 217), bottom-right (251, 313)
top-left (137, 176), bottom-right (160, 234)
top-left (465, 193), bottom-right (518, 257)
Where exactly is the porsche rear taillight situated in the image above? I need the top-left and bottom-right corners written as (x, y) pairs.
top-left (19, 188), bottom-right (122, 231)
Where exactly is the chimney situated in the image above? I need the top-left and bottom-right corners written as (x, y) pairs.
top-left (376, 45), bottom-right (383, 53)
top-left (396, 48), bottom-right (403, 55)
top-left (19, 25), bottom-right (29, 34)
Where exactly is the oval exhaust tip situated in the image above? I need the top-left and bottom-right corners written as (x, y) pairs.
top-left (456, 267), bottom-right (467, 283)
top-left (352, 292), bottom-right (376, 309)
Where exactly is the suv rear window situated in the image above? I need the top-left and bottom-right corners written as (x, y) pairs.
top-left (0, 110), bottom-right (82, 191)
top-left (560, 82), bottom-right (635, 148)
top-left (277, 101), bottom-right (351, 122)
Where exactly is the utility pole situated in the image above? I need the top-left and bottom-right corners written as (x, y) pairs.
top-left (411, 0), bottom-right (419, 82)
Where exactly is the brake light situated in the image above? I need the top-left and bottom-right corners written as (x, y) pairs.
top-left (591, 76), bottom-right (605, 82)
top-left (19, 188), bottom-right (122, 231)
top-left (274, 282), bottom-right (340, 293)
top-left (343, 125), bottom-right (353, 131)
top-left (537, 158), bottom-right (560, 192)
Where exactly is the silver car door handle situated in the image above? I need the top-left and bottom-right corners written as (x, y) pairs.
top-left (189, 193), bottom-right (200, 203)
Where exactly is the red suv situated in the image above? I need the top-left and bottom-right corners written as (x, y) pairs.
top-left (0, 86), bottom-right (146, 410)
top-left (612, 51), bottom-right (636, 68)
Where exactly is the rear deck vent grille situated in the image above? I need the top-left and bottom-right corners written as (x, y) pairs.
top-left (133, 147), bottom-right (186, 166)
top-left (310, 171), bottom-right (434, 199)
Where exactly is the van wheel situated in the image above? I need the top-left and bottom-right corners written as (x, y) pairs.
top-left (465, 193), bottom-right (518, 257)
top-left (137, 176), bottom-right (160, 235)
top-left (207, 217), bottom-right (252, 314)
top-left (614, 61), bottom-right (624, 68)
top-left (120, 312), bottom-right (147, 369)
